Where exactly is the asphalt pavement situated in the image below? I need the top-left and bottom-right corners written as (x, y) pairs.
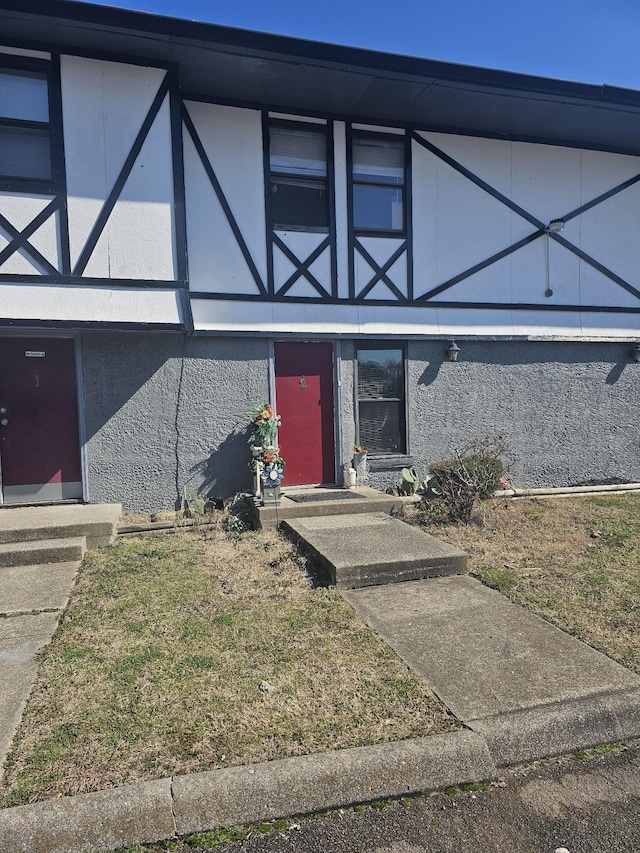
top-left (224, 742), bottom-right (640, 853)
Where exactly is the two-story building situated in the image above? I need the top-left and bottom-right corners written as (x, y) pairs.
top-left (1, 0), bottom-right (639, 510)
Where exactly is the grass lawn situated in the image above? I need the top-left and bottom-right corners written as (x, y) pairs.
top-left (0, 525), bottom-right (455, 808)
top-left (405, 492), bottom-right (640, 675)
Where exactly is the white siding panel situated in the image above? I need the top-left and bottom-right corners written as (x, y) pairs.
top-left (0, 238), bottom-right (42, 274)
top-left (386, 252), bottom-right (408, 297)
top-left (421, 132), bottom-right (515, 200)
top-left (307, 245), bottom-right (332, 292)
top-left (579, 263), bottom-right (640, 310)
top-left (579, 149), bottom-right (640, 202)
top-left (2, 284), bottom-right (182, 324)
top-left (192, 298), bottom-right (640, 337)
top-left (573, 180), bottom-right (640, 296)
top-left (184, 101), bottom-right (267, 282)
top-left (364, 281), bottom-right (400, 301)
top-left (411, 139), bottom-right (438, 296)
top-left (580, 313), bottom-right (640, 335)
top-left (411, 136), bottom-right (532, 298)
top-left (0, 193), bottom-right (51, 233)
top-left (334, 121), bottom-right (349, 299)
top-left (273, 244), bottom-right (298, 291)
top-left (28, 210), bottom-right (61, 272)
top-left (354, 249), bottom-right (376, 294)
top-left (357, 237), bottom-right (405, 268)
top-left (277, 230), bottom-right (326, 258)
top-left (82, 98), bottom-right (176, 280)
top-left (183, 132), bottom-right (260, 295)
top-left (510, 143), bottom-right (581, 225)
top-left (62, 55), bottom-right (167, 273)
top-left (283, 278), bottom-right (324, 299)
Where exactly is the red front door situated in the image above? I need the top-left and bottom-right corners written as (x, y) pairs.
top-left (0, 337), bottom-right (83, 504)
top-left (274, 342), bottom-right (335, 486)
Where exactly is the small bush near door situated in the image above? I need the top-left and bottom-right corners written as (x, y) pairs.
top-left (428, 436), bottom-right (511, 524)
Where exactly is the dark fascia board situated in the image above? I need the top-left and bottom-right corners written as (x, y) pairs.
top-left (6, 0), bottom-right (640, 109)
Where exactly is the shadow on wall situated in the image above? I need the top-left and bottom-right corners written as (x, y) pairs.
top-left (186, 429), bottom-right (254, 502)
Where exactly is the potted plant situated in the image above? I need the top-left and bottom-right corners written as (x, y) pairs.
top-left (353, 445), bottom-right (368, 486)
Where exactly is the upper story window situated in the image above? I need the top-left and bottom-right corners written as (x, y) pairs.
top-left (269, 124), bottom-right (329, 230)
top-left (352, 134), bottom-right (405, 234)
top-left (0, 65), bottom-right (55, 192)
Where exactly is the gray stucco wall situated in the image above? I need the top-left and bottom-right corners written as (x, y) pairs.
top-left (366, 339), bottom-right (640, 492)
top-left (82, 332), bottom-right (269, 511)
top-left (81, 332), bottom-right (639, 511)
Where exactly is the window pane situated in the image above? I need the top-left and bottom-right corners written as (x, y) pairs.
top-left (358, 400), bottom-right (404, 453)
top-left (353, 137), bottom-right (404, 184)
top-left (0, 71), bottom-right (49, 122)
top-left (271, 176), bottom-right (328, 228)
top-left (270, 127), bottom-right (327, 177)
top-left (357, 349), bottom-right (404, 399)
top-left (353, 184), bottom-right (404, 231)
top-left (0, 125), bottom-right (51, 179)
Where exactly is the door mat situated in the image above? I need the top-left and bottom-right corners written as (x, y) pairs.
top-left (287, 491), bottom-right (363, 503)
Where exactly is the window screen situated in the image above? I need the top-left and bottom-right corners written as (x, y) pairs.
top-left (356, 347), bottom-right (406, 454)
top-left (352, 134), bottom-right (405, 233)
top-left (269, 124), bottom-right (328, 229)
top-left (0, 68), bottom-right (52, 186)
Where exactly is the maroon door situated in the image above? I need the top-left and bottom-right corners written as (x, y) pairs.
top-left (0, 337), bottom-right (82, 504)
top-left (274, 342), bottom-right (335, 486)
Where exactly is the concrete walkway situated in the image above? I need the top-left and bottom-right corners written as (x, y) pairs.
top-left (2, 501), bottom-right (640, 852)
top-left (0, 504), bottom-right (120, 770)
top-left (344, 575), bottom-right (640, 765)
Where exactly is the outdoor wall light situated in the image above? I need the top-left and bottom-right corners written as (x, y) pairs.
top-left (545, 219), bottom-right (565, 233)
top-left (446, 340), bottom-right (460, 362)
top-left (631, 343), bottom-right (640, 363)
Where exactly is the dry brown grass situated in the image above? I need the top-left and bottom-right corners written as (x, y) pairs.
top-left (0, 525), bottom-right (454, 807)
top-left (405, 493), bottom-right (640, 673)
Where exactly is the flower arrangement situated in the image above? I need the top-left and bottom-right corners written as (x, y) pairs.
top-left (354, 445), bottom-right (367, 454)
top-left (249, 403), bottom-right (281, 447)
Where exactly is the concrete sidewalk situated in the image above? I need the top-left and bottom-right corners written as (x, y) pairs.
top-left (343, 575), bottom-right (640, 765)
top-left (2, 510), bottom-right (640, 852)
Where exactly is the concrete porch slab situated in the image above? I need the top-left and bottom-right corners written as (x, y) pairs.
top-left (0, 503), bottom-right (121, 549)
top-left (282, 512), bottom-right (468, 588)
top-left (343, 576), bottom-right (640, 765)
top-left (254, 486), bottom-right (403, 530)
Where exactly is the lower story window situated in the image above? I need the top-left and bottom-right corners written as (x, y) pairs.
top-left (356, 346), bottom-right (406, 454)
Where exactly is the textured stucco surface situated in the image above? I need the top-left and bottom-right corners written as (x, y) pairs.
top-left (81, 332), bottom-right (269, 511)
top-left (367, 339), bottom-right (640, 492)
top-left (81, 334), bottom-right (639, 510)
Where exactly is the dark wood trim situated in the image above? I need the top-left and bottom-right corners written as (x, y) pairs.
top-left (0, 211), bottom-right (58, 274)
top-left (355, 239), bottom-right (408, 301)
top-left (0, 197), bottom-right (59, 269)
top-left (272, 233), bottom-right (331, 298)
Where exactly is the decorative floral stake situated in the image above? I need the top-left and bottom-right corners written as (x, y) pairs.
top-left (248, 403), bottom-right (285, 503)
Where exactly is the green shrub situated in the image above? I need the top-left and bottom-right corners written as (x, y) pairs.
top-left (428, 436), bottom-right (510, 524)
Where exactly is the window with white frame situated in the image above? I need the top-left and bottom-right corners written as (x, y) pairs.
top-left (0, 65), bottom-right (54, 190)
top-left (352, 134), bottom-right (405, 233)
top-left (269, 123), bottom-right (329, 230)
top-left (356, 345), bottom-right (406, 454)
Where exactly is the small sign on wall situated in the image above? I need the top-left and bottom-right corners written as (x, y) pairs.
top-left (25, 351), bottom-right (46, 358)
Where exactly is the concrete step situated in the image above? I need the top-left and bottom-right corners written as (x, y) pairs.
top-left (254, 486), bottom-right (404, 530)
top-left (282, 512), bottom-right (468, 589)
top-left (0, 503), bottom-right (121, 549)
top-left (0, 536), bottom-right (86, 569)
top-left (0, 561), bottom-right (81, 614)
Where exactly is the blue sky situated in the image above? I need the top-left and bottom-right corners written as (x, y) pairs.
top-left (90, 0), bottom-right (640, 90)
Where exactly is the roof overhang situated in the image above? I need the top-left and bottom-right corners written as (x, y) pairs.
top-left (4, 0), bottom-right (640, 155)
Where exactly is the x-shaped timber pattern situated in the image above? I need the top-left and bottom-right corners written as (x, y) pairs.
top-left (411, 131), bottom-right (640, 304)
